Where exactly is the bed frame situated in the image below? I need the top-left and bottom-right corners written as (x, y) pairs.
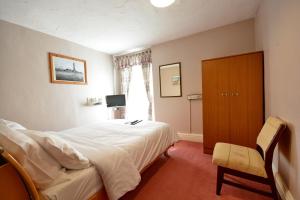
top-left (0, 144), bottom-right (173, 200)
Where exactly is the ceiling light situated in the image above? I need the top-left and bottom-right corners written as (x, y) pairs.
top-left (150, 0), bottom-right (175, 8)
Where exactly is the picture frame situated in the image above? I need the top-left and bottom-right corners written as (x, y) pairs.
top-left (49, 53), bottom-right (87, 85)
top-left (159, 62), bottom-right (182, 97)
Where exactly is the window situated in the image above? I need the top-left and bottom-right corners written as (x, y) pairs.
top-left (126, 65), bottom-right (152, 120)
top-left (114, 49), bottom-right (153, 120)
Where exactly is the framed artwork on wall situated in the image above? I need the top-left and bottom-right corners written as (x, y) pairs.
top-left (49, 53), bottom-right (87, 85)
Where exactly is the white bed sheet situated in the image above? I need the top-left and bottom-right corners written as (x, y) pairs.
top-left (40, 120), bottom-right (178, 200)
top-left (40, 166), bottom-right (103, 200)
top-left (81, 120), bottom-right (177, 172)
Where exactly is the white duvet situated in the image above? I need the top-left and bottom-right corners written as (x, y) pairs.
top-left (54, 120), bottom-right (178, 200)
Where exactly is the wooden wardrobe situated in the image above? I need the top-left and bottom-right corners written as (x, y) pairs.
top-left (202, 51), bottom-right (264, 154)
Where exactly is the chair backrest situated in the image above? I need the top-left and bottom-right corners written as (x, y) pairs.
top-left (0, 146), bottom-right (40, 200)
top-left (256, 117), bottom-right (286, 163)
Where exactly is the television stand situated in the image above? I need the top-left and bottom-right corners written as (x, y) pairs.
top-left (112, 107), bottom-right (125, 119)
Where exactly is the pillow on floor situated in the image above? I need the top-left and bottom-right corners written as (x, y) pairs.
top-left (22, 130), bottom-right (90, 170)
top-left (0, 122), bottom-right (64, 189)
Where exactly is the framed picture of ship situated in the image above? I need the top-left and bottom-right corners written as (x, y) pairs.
top-left (49, 53), bottom-right (87, 85)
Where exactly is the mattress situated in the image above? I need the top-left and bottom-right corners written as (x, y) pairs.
top-left (40, 166), bottom-right (103, 200)
top-left (40, 120), bottom-right (177, 200)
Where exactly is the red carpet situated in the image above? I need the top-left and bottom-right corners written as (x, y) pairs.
top-left (121, 141), bottom-right (271, 200)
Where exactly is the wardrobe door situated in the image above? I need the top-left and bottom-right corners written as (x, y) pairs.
top-left (202, 60), bottom-right (218, 153)
top-left (216, 59), bottom-right (230, 144)
top-left (202, 59), bottom-right (230, 154)
top-left (229, 52), bottom-right (264, 148)
top-left (246, 52), bottom-right (264, 146)
top-left (228, 55), bottom-right (250, 147)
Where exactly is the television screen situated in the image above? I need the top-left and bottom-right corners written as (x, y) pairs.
top-left (106, 95), bottom-right (126, 107)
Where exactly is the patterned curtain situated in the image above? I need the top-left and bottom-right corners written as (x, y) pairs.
top-left (142, 63), bottom-right (153, 120)
top-left (113, 49), bottom-right (152, 120)
top-left (119, 67), bottom-right (132, 97)
top-left (114, 49), bottom-right (151, 69)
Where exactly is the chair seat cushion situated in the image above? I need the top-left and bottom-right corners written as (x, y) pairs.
top-left (212, 143), bottom-right (267, 178)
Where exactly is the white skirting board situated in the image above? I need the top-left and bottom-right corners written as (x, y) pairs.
top-left (177, 133), bottom-right (203, 143)
top-left (275, 173), bottom-right (294, 200)
top-left (273, 166), bottom-right (294, 200)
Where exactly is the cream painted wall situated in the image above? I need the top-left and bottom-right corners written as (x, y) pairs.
top-left (255, 1), bottom-right (300, 199)
top-left (152, 19), bottom-right (255, 134)
top-left (0, 20), bottom-right (114, 131)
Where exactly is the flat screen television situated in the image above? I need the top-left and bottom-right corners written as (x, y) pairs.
top-left (106, 94), bottom-right (126, 107)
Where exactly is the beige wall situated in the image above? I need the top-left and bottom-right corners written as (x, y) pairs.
top-left (255, 0), bottom-right (300, 199)
top-left (152, 19), bottom-right (255, 133)
top-left (0, 20), bottom-right (114, 131)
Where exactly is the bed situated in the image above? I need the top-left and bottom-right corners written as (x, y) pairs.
top-left (0, 119), bottom-right (178, 200)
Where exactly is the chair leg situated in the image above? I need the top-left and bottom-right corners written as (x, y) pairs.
top-left (270, 181), bottom-right (278, 200)
top-left (216, 166), bottom-right (224, 195)
top-left (267, 169), bottom-right (278, 200)
top-left (268, 175), bottom-right (278, 200)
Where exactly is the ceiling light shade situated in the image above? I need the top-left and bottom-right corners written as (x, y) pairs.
top-left (150, 0), bottom-right (175, 8)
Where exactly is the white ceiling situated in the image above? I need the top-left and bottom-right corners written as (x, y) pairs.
top-left (0, 0), bottom-right (261, 54)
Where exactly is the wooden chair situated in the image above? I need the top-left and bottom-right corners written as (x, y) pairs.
top-left (212, 117), bottom-right (286, 200)
top-left (0, 146), bottom-right (40, 200)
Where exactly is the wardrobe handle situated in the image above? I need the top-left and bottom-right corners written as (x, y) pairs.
top-left (220, 92), bottom-right (233, 96)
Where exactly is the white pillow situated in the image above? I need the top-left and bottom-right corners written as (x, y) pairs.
top-left (0, 119), bottom-right (26, 130)
top-left (0, 123), bottom-right (63, 189)
top-left (22, 130), bottom-right (90, 170)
